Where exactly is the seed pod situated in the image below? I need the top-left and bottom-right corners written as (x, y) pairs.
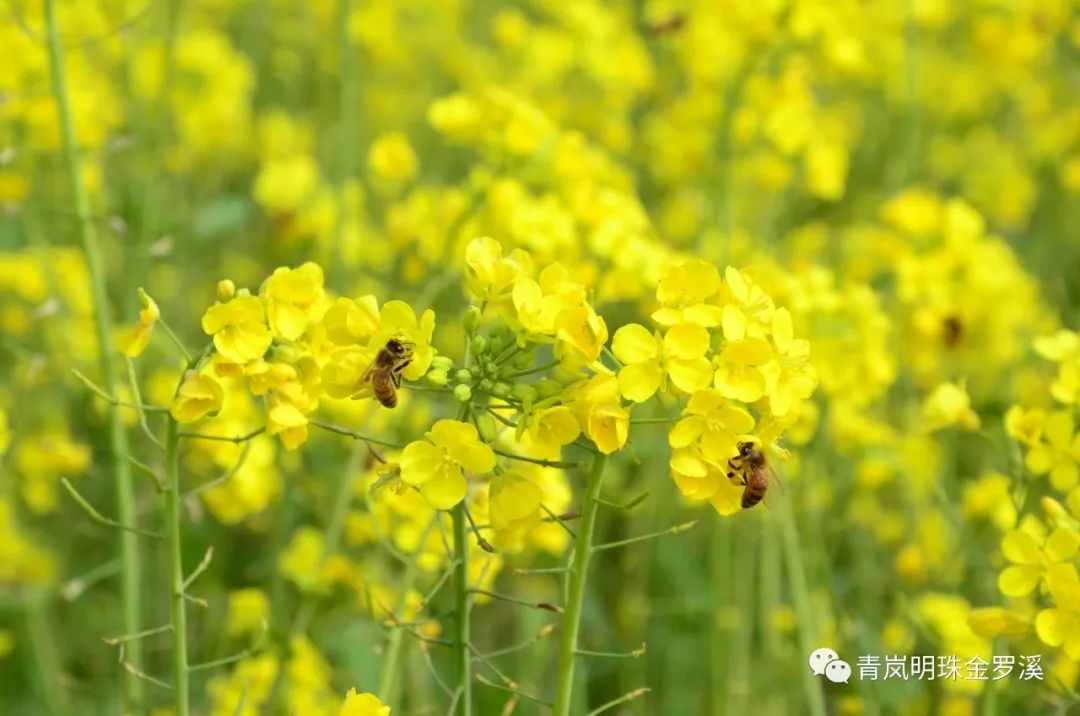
top-left (475, 414), bottom-right (499, 442)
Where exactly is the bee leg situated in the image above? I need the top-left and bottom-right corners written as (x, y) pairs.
top-left (391, 371), bottom-right (403, 389)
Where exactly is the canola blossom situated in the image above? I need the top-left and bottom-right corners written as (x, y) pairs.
top-left (2, 0), bottom-right (1080, 714)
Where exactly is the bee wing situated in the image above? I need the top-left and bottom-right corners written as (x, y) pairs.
top-left (760, 464), bottom-right (784, 508)
top-left (770, 464), bottom-right (784, 495)
top-left (351, 366), bottom-right (378, 400)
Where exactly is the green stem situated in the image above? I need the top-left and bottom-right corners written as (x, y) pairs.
top-left (43, 0), bottom-right (144, 710)
top-left (451, 503), bottom-right (472, 716)
top-left (552, 453), bottom-right (608, 716)
top-left (377, 518), bottom-right (434, 703)
top-left (709, 522), bottom-right (732, 716)
top-left (778, 494), bottom-right (826, 716)
top-left (25, 592), bottom-right (69, 716)
top-left (728, 521), bottom-right (756, 716)
top-left (165, 418), bottom-right (189, 715)
top-left (900, 0), bottom-right (921, 186)
top-left (759, 514), bottom-right (785, 716)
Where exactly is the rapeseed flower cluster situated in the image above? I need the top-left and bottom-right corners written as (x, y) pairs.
top-left (3, 0), bottom-right (1080, 713)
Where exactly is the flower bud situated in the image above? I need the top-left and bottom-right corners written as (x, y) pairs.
top-left (427, 368), bottom-right (449, 386)
top-left (492, 382), bottom-right (510, 398)
top-left (479, 378), bottom-right (494, 392)
top-left (488, 334), bottom-right (506, 354)
top-left (512, 351), bottom-right (534, 370)
top-left (475, 414), bottom-right (499, 442)
top-left (455, 369), bottom-right (472, 383)
top-left (431, 355), bottom-right (454, 371)
top-left (453, 384), bottom-right (473, 402)
top-left (471, 335), bottom-right (487, 354)
top-left (463, 305), bottom-right (482, 334)
top-left (217, 279), bottom-right (236, 301)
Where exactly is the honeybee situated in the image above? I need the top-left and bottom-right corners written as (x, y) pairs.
top-left (644, 13), bottom-right (687, 36)
top-left (726, 440), bottom-right (770, 509)
top-left (942, 315), bottom-right (964, 348)
top-left (362, 338), bottom-right (414, 408)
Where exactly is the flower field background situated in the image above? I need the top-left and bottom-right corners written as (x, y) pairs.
top-left (2, 0), bottom-right (1080, 714)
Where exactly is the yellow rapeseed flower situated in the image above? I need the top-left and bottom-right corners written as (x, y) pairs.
top-left (1025, 411), bottom-right (1080, 491)
top-left (368, 131), bottom-right (418, 183)
top-left (612, 322), bottom-right (712, 402)
top-left (522, 406), bottom-right (581, 459)
top-left (570, 374), bottom-right (629, 454)
top-left (202, 293), bottom-right (273, 364)
top-left (261, 263), bottom-right (326, 341)
top-left (1035, 564), bottom-right (1080, 660)
top-left (171, 371), bottom-right (225, 423)
top-left (400, 420), bottom-right (496, 509)
top-left (464, 236), bottom-right (530, 301)
top-left (226, 588), bottom-right (270, 637)
top-left (488, 471), bottom-right (542, 538)
top-left (998, 527), bottom-right (1080, 597)
top-left (340, 688), bottom-right (391, 716)
top-left (921, 381), bottom-right (981, 432)
top-left (117, 287), bottom-right (160, 358)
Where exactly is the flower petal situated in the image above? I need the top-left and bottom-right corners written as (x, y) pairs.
top-left (664, 323), bottom-right (710, 360)
top-left (617, 362), bottom-right (663, 403)
top-left (612, 323), bottom-right (660, 364)
top-left (998, 565), bottom-right (1041, 597)
top-left (668, 417), bottom-right (704, 448)
top-left (1002, 530), bottom-right (1042, 565)
top-left (1035, 608), bottom-right (1066, 647)
top-left (399, 441), bottom-right (443, 486)
top-left (668, 357), bottom-right (713, 394)
top-left (452, 440), bottom-right (496, 474)
top-left (419, 465), bottom-right (467, 510)
top-left (1045, 527), bottom-right (1080, 562)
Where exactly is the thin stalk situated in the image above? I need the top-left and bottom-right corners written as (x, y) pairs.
top-left (728, 521), bottom-right (756, 715)
top-left (777, 494), bottom-right (826, 716)
top-left (709, 522), bottom-right (732, 716)
top-left (43, 0), bottom-right (144, 708)
top-left (164, 418), bottom-right (189, 715)
top-left (759, 513), bottom-right (785, 716)
top-left (25, 593), bottom-right (69, 716)
top-left (552, 453), bottom-right (607, 716)
top-left (377, 519), bottom-right (435, 703)
top-left (451, 503), bottom-right (472, 716)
